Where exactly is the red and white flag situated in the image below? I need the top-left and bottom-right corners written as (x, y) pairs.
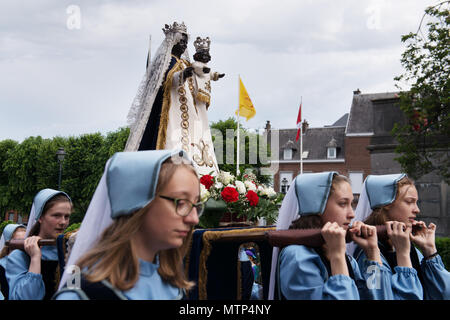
top-left (295, 103), bottom-right (302, 141)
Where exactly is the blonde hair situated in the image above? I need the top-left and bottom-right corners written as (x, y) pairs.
top-left (76, 159), bottom-right (197, 291)
top-left (364, 176), bottom-right (415, 226)
top-left (0, 226), bottom-right (26, 259)
top-left (289, 173), bottom-right (350, 230)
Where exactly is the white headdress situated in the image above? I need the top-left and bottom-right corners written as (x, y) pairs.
top-left (125, 22), bottom-right (191, 151)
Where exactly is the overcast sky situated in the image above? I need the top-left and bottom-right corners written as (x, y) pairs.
top-left (0, 0), bottom-right (433, 142)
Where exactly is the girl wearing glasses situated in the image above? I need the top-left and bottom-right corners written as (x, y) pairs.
top-left (54, 149), bottom-right (203, 300)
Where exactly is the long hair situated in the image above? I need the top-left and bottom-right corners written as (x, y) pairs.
top-left (76, 159), bottom-right (197, 291)
top-left (29, 194), bottom-right (72, 237)
top-left (289, 174), bottom-right (350, 230)
top-left (0, 226), bottom-right (26, 259)
top-left (364, 176), bottom-right (415, 226)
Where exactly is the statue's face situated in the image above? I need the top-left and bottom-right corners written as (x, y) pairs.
top-left (195, 50), bottom-right (211, 63)
top-left (172, 33), bottom-right (188, 55)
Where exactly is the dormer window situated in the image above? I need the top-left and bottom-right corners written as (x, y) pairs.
top-left (326, 137), bottom-right (337, 159)
top-left (327, 147), bottom-right (336, 159)
top-left (282, 139), bottom-right (297, 160)
top-left (284, 148), bottom-right (293, 160)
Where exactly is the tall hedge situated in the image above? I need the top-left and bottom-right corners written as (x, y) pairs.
top-left (0, 127), bottom-right (129, 224)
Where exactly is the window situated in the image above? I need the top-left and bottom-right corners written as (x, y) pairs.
top-left (327, 147), bottom-right (336, 159)
top-left (283, 148), bottom-right (292, 160)
top-left (8, 211), bottom-right (15, 221)
top-left (349, 172), bottom-right (364, 194)
top-left (302, 151), bottom-right (309, 159)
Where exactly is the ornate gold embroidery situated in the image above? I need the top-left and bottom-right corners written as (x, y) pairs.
top-left (192, 139), bottom-right (214, 167)
top-left (156, 56), bottom-right (188, 150)
top-left (205, 80), bottom-right (211, 92)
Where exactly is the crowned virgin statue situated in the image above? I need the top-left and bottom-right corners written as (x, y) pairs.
top-left (125, 22), bottom-right (222, 175)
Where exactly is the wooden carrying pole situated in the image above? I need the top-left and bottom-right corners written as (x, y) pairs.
top-left (5, 239), bottom-right (56, 251)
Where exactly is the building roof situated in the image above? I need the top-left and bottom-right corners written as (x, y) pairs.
top-left (346, 92), bottom-right (399, 135)
top-left (274, 126), bottom-right (345, 161)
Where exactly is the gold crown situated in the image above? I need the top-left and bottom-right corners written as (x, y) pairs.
top-left (193, 36), bottom-right (211, 52)
top-left (162, 21), bottom-right (187, 35)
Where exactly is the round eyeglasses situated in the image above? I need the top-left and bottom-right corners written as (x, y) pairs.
top-left (158, 195), bottom-right (205, 217)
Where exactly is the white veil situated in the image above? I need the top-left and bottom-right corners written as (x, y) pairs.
top-left (125, 23), bottom-right (191, 151)
top-left (268, 180), bottom-right (298, 300)
top-left (25, 204), bottom-right (37, 237)
top-left (58, 161), bottom-right (113, 290)
top-left (346, 179), bottom-right (372, 256)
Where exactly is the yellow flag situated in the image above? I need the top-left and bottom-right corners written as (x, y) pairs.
top-left (236, 77), bottom-right (256, 121)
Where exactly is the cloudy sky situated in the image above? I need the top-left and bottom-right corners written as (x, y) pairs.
top-left (0, 0), bottom-right (433, 142)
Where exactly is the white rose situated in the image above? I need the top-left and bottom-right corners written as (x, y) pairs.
top-left (244, 180), bottom-right (257, 191)
top-left (266, 187), bottom-right (277, 198)
top-left (218, 171), bottom-right (235, 185)
top-left (214, 182), bottom-right (223, 189)
top-left (200, 184), bottom-right (210, 202)
top-left (234, 180), bottom-right (246, 194)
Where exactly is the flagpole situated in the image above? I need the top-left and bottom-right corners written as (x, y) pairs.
top-left (236, 75), bottom-right (240, 176)
top-left (300, 96), bottom-right (303, 175)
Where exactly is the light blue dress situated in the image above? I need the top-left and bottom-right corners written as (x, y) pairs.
top-left (54, 258), bottom-right (183, 300)
top-left (6, 245), bottom-right (58, 300)
top-left (416, 250), bottom-right (450, 300)
top-left (354, 246), bottom-right (423, 300)
top-left (356, 245), bottom-right (450, 300)
top-left (279, 245), bottom-right (388, 300)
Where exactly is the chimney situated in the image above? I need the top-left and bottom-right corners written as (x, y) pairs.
top-left (353, 88), bottom-right (361, 95)
top-left (265, 120), bottom-right (271, 131)
top-left (302, 119), bottom-right (309, 133)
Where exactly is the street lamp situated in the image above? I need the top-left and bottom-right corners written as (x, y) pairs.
top-left (56, 147), bottom-right (67, 190)
top-left (281, 177), bottom-right (288, 194)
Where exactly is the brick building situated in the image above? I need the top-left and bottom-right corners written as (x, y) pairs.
top-left (268, 89), bottom-right (376, 198)
top-left (267, 89), bottom-right (450, 236)
top-left (3, 210), bottom-right (28, 224)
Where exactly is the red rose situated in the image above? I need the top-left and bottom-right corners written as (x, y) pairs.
top-left (200, 175), bottom-right (214, 190)
top-left (221, 186), bottom-right (239, 203)
top-left (246, 190), bottom-right (259, 206)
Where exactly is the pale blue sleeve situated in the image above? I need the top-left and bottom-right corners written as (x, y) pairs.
top-left (279, 245), bottom-right (360, 300)
top-left (6, 250), bottom-right (45, 300)
top-left (0, 290), bottom-right (3, 300)
top-left (355, 248), bottom-right (423, 300)
top-left (416, 249), bottom-right (450, 300)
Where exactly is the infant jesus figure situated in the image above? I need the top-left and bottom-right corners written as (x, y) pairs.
top-left (190, 36), bottom-right (225, 108)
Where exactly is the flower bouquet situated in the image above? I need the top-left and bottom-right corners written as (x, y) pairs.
top-left (198, 171), bottom-right (284, 228)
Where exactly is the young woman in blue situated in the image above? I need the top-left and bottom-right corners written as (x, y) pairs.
top-left (54, 150), bottom-right (202, 300)
top-left (0, 224), bottom-right (26, 299)
top-left (6, 189), bottom-right (72, 300)
top-left (350, 174), bottom-right (450, 300)
top-left (268, 172), bottom-right (388, 300)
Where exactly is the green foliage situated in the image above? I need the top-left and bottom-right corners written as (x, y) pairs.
top-left (0, 127), bottom-right (129, 224)
top-left (210, 117), bottom-right (272, 185)
top-left (436, 237), bottom-right (450, 270)
top-left (0, 220), bottom-right (14, 236)
top-left (65, 222), bottom-right (81, 233)
top-left (393, 2), bottom-right (450, 183)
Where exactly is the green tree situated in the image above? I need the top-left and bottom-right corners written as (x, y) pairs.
top-left (211, 117), bottom-right (272, 184)
top-left (393, 2), bottom-right (450, 182)
top-left (0, 127), bottom-right (129, 224)
top-left (0, 140), bottom-right (18, 219)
